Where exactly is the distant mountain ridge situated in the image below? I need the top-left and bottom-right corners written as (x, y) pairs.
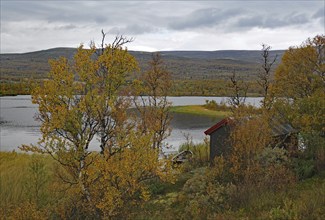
top-left (1, 47), bottom-right (285, 81)
top-left (2, 48), bottom-right (284, 62)
top-left (159, 50), bottom-right (284, 63)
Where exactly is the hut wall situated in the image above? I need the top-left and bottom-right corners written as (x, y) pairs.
top-left (210, 124), bottom-right (232, 162)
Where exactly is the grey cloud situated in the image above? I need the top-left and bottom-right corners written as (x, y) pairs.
top-left (45, 9), bottom-right (109, 24)
top-left (2, 1), bottom-right (111, 24)
top-left (1, 1), bottom-right (52, 25)
top-left (263, 12), bottom-right (309, 28)
top-left (1, 1), bottom-right (324, 53)
top-left (233, 11), bottom-right (311, 30)
top-left (109, 24), bottom-right (156, 35)
top-left (236, 15), bottom-right (264, 28)
top-left (263, 17), bottom-right (291, 28)
top-left (286, 13), bottom-right (309, 24)
top-left (2, 1), bottom-right (321, 32)
top-left (313, 8), bottom-right (324, 19)
top-left (168, 8), bottom-right (243, 30)
top-left (54, 24), bottom-right (78, 30)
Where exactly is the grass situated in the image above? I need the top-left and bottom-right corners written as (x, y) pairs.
top-left (1, 151), bottom-right (325, 219)
top-left (0, 152), bottom-right (54, 212)
top-left (130, 169), bottom-right (325, 219)
top-left (170, 105), bottom-right (230, 117)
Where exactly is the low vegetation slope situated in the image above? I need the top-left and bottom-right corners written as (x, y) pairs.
top-left (1, 48), bottom-right (284, 81)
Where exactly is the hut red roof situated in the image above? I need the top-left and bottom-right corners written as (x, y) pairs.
top-left (204, 118), bottom-right (229, 135)
top-left (204, 117), bottom-right (297, 137)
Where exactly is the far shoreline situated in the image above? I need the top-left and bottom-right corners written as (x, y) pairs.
top-left (170, 105), bottom-right (230, 117)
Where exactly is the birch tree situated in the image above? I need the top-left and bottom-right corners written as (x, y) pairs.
top-left (21, 34), bottom-right (175, 218)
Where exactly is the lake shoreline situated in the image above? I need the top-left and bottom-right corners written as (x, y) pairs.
top-left (171, 105), bottom-right (230, 117)
top-left (1, 96), bottom-right (262, 151)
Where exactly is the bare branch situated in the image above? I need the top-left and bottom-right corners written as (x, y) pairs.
top-left (228, 70), bottom-right (247, 109)
top-left (258, 43), bottom-right (277, 109)
top-left (112, 35), bottom-right (134, 49)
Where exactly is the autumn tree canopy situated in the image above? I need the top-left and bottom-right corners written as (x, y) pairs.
top-left (273, 35), bottom-right (324, 100)
top-left (21, 34), bottom-right (175, 218)
top-left (271, 35), bottom-right (325, 173)
top-left (272, 35), bottom-right (324, 133)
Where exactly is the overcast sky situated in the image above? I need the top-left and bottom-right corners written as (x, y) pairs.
top-left (1, 0), bottom-right (324, 53)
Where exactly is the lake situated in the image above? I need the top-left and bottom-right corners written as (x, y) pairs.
top-left (0, 95), bottom-right (262, 152)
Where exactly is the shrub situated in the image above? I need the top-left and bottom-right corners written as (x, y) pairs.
top-left (299, 132), bottom-right (325, 175)
top-left (178, 168), bottom-right (236, 219)
top-left (178, 137), bottom-right (210, 167)
top-left (268, 199), bottom-right (298, 220)
top-left (293, 158), bottom-right (316, 180)
top-left (204, 100), bottom-right (230, 111)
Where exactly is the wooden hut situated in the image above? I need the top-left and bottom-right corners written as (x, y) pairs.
top-left (204, 117), bottom-right (298, 162)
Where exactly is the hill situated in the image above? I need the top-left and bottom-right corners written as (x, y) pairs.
top-left (1, 48), bottom-right (284, 82)
top-left (160, 50), bottom-right (283, 63)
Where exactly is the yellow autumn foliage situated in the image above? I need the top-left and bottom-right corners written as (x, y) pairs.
top-left (20, 35), bottom-right (176, 218)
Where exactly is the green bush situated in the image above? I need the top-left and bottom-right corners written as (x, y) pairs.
top-left (258, 147), bottom-right (290, 167)
top-left (178, 168), bottom-right (236, 219)
top-left (204, 99), bottom-right (230, 111)
top-left (293, 158), bottom-right (316, 180)
top-left (268, 199), bottom-right (298, 220)
top-left (299, 132), bottom-right (325, 174)
top-left (146, 178), bottom-right (171, 195)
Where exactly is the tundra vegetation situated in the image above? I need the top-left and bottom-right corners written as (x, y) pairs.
top-left (1, 35), bottom-right (324, 219)
top-left (1, 47), bottom-right (273, 97)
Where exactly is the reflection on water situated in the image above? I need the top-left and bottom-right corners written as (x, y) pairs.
top-left (0, 127), bottom-right (40, 151)
top-left (165, 112), bottom-right (220, 152)
top-left (0, 95), bottom-right (262, 152)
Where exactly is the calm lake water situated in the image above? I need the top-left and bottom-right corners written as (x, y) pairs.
top-left (0, 95), bottom-right (262, 152)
